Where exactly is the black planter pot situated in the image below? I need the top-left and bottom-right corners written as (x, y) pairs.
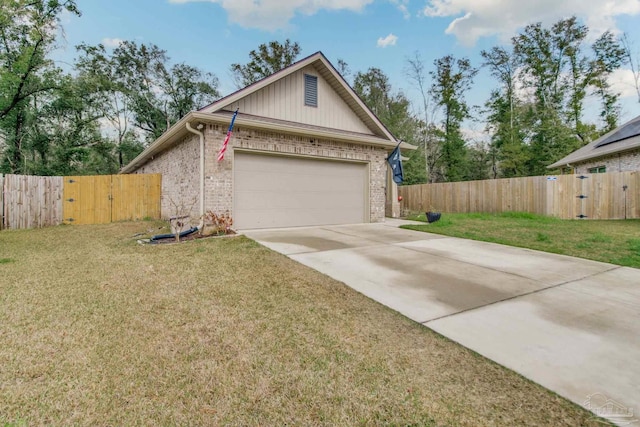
top-left (426, 211), bottom-right (441, 223)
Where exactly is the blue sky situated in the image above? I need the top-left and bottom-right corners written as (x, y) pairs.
top-left (56, 0), bottom-right (640, 131)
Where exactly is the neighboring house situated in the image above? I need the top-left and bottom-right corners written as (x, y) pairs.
top-left (121, 52), bottom-right (413, 230)
top-left (549, 115), bottom-right (640, 174)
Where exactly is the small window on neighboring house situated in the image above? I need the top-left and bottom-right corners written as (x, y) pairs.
top-left (304, 74), bottom-right (318, 107)
top-left (588, 166), bottom-right (606, 173)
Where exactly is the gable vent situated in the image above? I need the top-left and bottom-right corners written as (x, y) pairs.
top-left (304, 74), bottom-right (318, 107)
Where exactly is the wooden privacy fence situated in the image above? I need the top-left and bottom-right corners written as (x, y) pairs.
top-left (1, 173), bottom-right (161, 230)
top-left (399, 172), bottom-right (640, 220)
top-left (1, 174), bottom-right (63, 229)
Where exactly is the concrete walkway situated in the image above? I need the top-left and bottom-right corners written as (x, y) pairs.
top-left (244, 220), bottom-right (640, 425)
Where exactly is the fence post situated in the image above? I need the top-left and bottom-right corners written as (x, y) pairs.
top-left (0, 174), bottom-right (4, 230)
top-left (399, 172), bottom-right (638, 220)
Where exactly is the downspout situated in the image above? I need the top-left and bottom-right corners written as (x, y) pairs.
top-left (186, 122), bottom-right (205, 230)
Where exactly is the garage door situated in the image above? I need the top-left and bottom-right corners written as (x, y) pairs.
top-left (234, 152), bottom-right (367, 229)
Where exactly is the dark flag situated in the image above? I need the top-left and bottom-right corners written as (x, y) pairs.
top-left (387, 143), bottom-right (404, 184)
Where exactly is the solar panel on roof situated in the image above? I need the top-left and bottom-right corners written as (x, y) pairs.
top-left (594, 120), bottom-right (640, 148)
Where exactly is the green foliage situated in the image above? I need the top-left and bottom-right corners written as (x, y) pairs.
top-left (479, 17), bottom-right (626, 178)
top-left (481, 46), bottom-right (531, 178)
top-left (230, 39), bottom-right (301, 88)
top-left (77, 41), bottom-right (220, 141)
top-left (0, 1), bottom-right (80, 120)
top-left (0, 3), bottom-right (216, 175)
top-left (429, 55), bottom-right (478, 182)
top-left (465, 142), bottom-right (491, 181)
top-left (0, 0), bottom-right (80, 173)
top-left (353, 67), bottom-right (426, 184)
top-left (354, 67), bottom-right (416, 140)
top-left (511, 17), bottom-right (626, 174)
top-left (402, 146), bottom-right (427, 185)
top-left (0, 9), bottom-right (629, 181)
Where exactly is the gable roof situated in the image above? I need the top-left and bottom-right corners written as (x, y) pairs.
top-left (121, 51), bottom-right (414, 174)
top-left (548, 114), bottom-right (640, 169)
top-left (199, 51), bottom-right (396, 141)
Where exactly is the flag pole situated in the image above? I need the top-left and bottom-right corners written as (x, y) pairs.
top-left (387, 142), bottom-right (404, 184)
top-left (217, 108), bottom-right (239, 162)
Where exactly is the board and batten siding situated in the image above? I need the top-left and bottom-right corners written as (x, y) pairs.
top-left (223, 65), bottom-right (372, 135)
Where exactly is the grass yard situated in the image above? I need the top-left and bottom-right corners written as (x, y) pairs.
top-left (404, 212), bottom-right (640, 269)
top-left (0, 222), bottom-right (607, 426)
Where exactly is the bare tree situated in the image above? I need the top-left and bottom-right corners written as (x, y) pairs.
top-left (405, 52), bottom-right (440, 183)
top-left (622, 33), bottom-right (640, 103)
top-left (167, 196), bottom-right (197, 242)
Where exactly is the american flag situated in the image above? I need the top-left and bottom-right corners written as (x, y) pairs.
top-left (217, 108), bottom-right (239, 162)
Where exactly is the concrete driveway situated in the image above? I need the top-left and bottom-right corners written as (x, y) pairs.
top-left (244, 220), bottom-right (640, 425)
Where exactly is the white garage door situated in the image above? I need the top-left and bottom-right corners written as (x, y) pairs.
top-left (234, 152), bottom-right (368, 229)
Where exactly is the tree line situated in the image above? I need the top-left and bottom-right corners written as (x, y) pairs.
top-left (353, 17), bottom-right (632, 183)
top-left (0, 1), bottom-right (637, 182)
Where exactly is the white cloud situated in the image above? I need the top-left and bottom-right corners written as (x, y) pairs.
top-left (609, 68), bottom-right (640, 99)
top-left (422, 0), bottom-right (640, 46)
top-left (102, 37), bottom-right (124, 48)
top-left (377, 33), bottom-right (398, 47)
top-left (390, 0), bottom-right (411, 19)
top-left (169, 0), bottom-right (374, 31)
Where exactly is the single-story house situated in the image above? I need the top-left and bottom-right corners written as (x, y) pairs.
top-left (120, 51), bottom-right (413, 230)
top-left (549, 114), bottom-right (640, 173)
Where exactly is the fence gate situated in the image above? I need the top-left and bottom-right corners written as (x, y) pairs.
top-left (63, 174), bottom-right (161, 225)
top-left (575, 174), bottom-right (589, 219)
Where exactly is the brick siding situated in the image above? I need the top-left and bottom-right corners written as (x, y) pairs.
top-left (574, 148), bottom-right (640, 174)
top-left (134, 124), bottom-right (389, 225)
top-left (134, 133), bottom-right (200, 223)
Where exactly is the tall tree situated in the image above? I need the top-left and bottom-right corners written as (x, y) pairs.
top-left (405, 52), bottom-right (440, 183)
top-left (353, 67), bottom-right (425, 184)
top-left (336, 58), bottom-right (351, 81)
top-left (75, 43), bottom-right (136, 168)
top-left (590, 31), bottom-right (626, 132)
top-left (0, 0), bottom-right (80, 119)
top-left (0, 0), bottom-right (80, 173)
top-left (622, 33), bottom-right (640, 103)
top-left (512, 17), bottom-right (625, 174)
top-left (76, 41), bottom-right (220, 142)
top-left (353, 67), bottom-right (416, 142)
top-left (37, 74), bottom-right (108, 175)
top-left (481, 46), bottom-right (529, 177)
top-left (230, 39), bottom-right (301, 88)
top-left (429, 55), bottom-right (478, 182)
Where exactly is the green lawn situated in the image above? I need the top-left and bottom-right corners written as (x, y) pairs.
top-left (0, 222), bottom-right (608, 425)
top-left (403, 212), bottom-right (640, 268)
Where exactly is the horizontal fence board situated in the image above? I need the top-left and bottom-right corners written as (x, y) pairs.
top-left (398, 172), bottom-right (639, 220)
